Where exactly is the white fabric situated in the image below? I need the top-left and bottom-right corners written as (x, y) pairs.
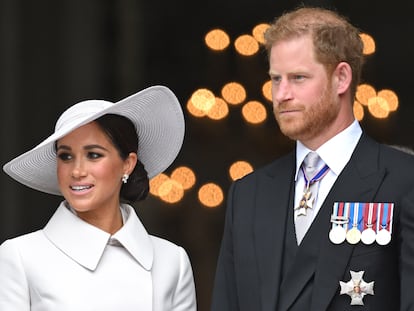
top-left (0, 202), bottom-right (196, 311)
top-left (294, 120), bottom-right (362, 243)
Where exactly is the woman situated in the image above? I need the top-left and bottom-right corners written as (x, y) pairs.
top-left (0, 85), bottom-right (197, 310)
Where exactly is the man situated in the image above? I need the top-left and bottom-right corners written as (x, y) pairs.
top-left (211, 7), bottom-right (414, 311)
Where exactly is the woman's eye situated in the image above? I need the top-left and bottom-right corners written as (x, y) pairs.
top-left (57, 153), bottom-right (72, 161)
top-left (88, 152), bottom-right (103, 160)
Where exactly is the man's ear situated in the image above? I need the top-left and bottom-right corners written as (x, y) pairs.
top-left (334, 62), bottom-right (352, 95)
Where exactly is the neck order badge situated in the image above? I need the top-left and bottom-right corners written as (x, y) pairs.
top-left (295, 152), bottom-right (330, 216)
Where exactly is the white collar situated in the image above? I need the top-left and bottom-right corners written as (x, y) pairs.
top-left (43, 202), bottom-right (154, 271)
top-left (295, 120), bottom-right (362, 180)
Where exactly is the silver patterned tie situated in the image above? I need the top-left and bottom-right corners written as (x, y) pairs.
top-left (295, 152), bottom-right (323, 244)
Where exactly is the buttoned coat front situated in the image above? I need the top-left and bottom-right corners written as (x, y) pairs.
top-left (0, 203), bottom-right (196, 311)
top-left (211, 133), bottom-right (414, 311)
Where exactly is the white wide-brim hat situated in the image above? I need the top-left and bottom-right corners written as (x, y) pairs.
top-left (3, 85), bottom-right (185, 196)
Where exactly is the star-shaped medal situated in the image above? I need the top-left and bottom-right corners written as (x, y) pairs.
top-left (295, 189), bottom-right (314, 216)
top-left (340, 270), bottom-right (374, 305)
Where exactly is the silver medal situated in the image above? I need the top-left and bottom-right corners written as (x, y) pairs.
top-left (376, 228), bottom-right (391, 245)
top-left (361, 227), bottom-right (376, 245)
top-left (361, 203), bottom-right (376, 245)
top-left (329, 225), bottom-right (346, 244)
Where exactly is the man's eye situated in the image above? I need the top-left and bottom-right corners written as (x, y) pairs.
top-left (294, 75), bottom-right (306, 81)
top-left (57, 153), bottom-right (72, 161)
top-left (271, 76), bottom-right (281, 84)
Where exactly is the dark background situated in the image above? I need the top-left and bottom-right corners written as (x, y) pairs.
top-left (1, 0), bottom-right (413, 310)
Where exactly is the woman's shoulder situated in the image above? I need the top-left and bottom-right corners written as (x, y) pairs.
top-left (148, 235), bottom-right (192, 265)
top-left (149, 235), bottom-right (186, 253)
top-left (0, 230), bottom-right (46, 262)
top-left (1, 230), bottom-right (44, 248)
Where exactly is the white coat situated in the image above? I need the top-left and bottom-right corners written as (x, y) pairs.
top-left (0, 202), bottom-right (197, 311)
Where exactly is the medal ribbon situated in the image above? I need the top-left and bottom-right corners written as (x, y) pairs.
top-left (348, 202), bottom-right (363, 231)
top-left (343, 202), bottom-right (350, 231)
top-left (377, 203), bottom-right (394, 233)
top-left (301, 164), bottom-right (330, 187)
top-left (331, 202), bottom-right (349, 229)
top-left (363, 203), bottom-right (377, 230)
top-left (388, 203), bottom-right (394, 234)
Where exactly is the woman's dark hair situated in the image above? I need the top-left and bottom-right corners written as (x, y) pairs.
top-left (95, 114), bottom-right (149, 203)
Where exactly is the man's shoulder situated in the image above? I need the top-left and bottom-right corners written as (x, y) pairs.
top-left (236, 151), bottom-right (295, 184)
top-left (378, 143), bottom-right (414, 170)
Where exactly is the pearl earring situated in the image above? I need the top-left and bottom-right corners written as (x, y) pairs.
top-left (122, 174), bottom-right (129, 184)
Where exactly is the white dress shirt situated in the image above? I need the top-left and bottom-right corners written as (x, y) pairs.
top-left (294, 120), bottom-right (363, 225)
top-left (0, 202), bottom-right (197, 311)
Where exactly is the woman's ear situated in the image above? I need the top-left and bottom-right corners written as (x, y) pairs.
top-left (334, 62), bottom-right (352, 95)
top-left (124, 152), bottom-right (138, 175)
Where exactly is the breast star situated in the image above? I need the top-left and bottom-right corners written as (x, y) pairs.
top-left (339, 270), bottom-right (374, 305)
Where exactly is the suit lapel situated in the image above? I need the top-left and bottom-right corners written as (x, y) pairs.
top-left (311, 134), bottom-right (386, 310)
top-left (254, 153), bottom-right (296, 310)
top-left (277, 134), bottom-right (387, 311)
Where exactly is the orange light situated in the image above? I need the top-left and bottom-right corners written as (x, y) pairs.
top-left (368, 96), bottom-right (389, 119)
top-left (242, 101), bottom-right (267, 124)
top-left (360, 33), bottom-right (376, 55)
top-left (187, 98), bottom-right (206, 117)
top-left (377, 89), bottom-right (398, 111)
top-left (159, 179), bottom-right (184, 204)
top-left (171, 166), bottom-right (196, 190)
top-left (149, 173), bottom-right (170, 196)
top-left (229, 161), bottom-right (254, 181)
top-left (234, 34), bottom-right (259, 56)
top-left (190, 88), bottom-right (216, 111)
top-left (206, 97), bottom-right (229, 120)
top-left (353, 101), bottom-right (364, 121)
top-left (198, 183), bottom-right (224, 208)
top-left (356, 84), bottom-right (376, 106)
top-left (262, 80), bottom-right (272, 102)
top-left (252, 23), bottom-right (269, 44)
top-left (221, 82), bottom-right (246, 105)
top-left (205, 29), bottom-right (230, 51)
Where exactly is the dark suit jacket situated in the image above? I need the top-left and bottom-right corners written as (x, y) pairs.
top-left (211, 133), bottom-right (414, 310)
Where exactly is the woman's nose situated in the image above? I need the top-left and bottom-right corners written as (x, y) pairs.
top-left (71, 160), bottom-right (87, 178)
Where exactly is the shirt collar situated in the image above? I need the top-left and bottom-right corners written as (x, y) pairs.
top-left (295, 120), bottom-right (362, 180)
top-left (43, 201), bottom-right (153, 271)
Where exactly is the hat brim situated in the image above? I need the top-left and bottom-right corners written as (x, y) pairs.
top-left (3, 85), bottom-right (185, 195)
